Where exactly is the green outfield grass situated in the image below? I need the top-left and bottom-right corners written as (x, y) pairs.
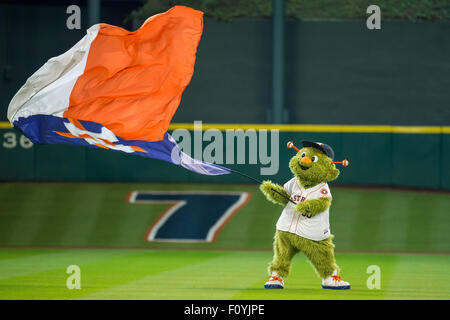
top-left (0, 182), bottom-right (449, 300)
top-left (0, 248), bottom-right (449, 300)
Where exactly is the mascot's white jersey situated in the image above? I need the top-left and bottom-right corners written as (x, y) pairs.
top-left (276, 177), bottom-right (332, 241)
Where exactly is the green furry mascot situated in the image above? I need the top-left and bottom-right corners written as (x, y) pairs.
top-left (260, 140), bottom-right (350, 290)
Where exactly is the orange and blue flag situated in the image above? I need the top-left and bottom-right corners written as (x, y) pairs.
top-left (7, 6), bottom-right (230, 176)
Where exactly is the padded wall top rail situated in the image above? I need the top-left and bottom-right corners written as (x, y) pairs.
top-left (3, 122), bottom-right (449, 134)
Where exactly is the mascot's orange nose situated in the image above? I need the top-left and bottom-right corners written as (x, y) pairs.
top-left (301, 157), bottom-right (312, 165)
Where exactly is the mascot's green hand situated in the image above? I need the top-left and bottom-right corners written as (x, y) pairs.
top-left (260, 180), bottom-right (275, 194)
top-left (260, 180), bottom-right (290, 206)
top-left (295, 198), bottom-right (331, 218)
top-left (295, 202), bottom-right (310, 217)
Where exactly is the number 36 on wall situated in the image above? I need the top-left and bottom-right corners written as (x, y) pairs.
top-left (2, 131), bottom-right (33, 149)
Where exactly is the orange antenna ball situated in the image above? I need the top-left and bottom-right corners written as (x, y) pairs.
top-left (332, 159), bottom-right (349, 167)
top-left (287, 141), bottom-right (300, 152)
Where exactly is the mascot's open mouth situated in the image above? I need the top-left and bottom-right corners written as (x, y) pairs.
top-left (300, 165), bottom-right (310, 171)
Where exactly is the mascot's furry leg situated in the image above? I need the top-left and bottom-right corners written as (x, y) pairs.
top-left (264, 230), bottom-right (298, 288)
top-left (296, 234), bottom-right (339, 279)
top-left (267, 230), bottom-right (345, 288)
top-left (268, 230), bottom-right (299, 278)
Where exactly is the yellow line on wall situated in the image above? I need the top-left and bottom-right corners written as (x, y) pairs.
top-left (0, 121), bottom-right (449, 134)
top-left (441, 127), bottom-right (450, 134)
top-left (168, 123), bottom-right (449, 134)
top-left (168, 123), bottom-right (390, 132)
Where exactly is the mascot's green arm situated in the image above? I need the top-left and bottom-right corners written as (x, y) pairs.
top-left (260, 180), bottom-right (290, 206)
top-left (295, 197), bottom-right (331, 218)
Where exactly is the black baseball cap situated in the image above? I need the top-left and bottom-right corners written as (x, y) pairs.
top-left (301, 140), bottom-right (335, 160)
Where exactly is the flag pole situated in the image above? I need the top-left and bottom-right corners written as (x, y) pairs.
top-left (229, 169), bottom-right (296, 205)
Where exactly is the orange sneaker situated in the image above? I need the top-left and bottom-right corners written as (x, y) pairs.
top-left (322, 270), bottom-right (350, 290)
top-left (264, 272), bottom-right (284, 289)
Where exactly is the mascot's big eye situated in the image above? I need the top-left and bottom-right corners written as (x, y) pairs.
top-left (311, 156), bottom-right (318, 162)
top-left (301, 152), bottom-right (306, 158)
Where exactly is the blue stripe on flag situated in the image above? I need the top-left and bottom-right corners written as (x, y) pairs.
top-left (13, 115), bottom-right (231, 176)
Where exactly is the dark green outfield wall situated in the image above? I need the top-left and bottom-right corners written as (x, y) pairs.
top-left (175, 19), bottom-right (450, 125)
top-left (1, 127), bottom-right (449, 190)
top-left (283, 20), bottom-right (450, 126)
